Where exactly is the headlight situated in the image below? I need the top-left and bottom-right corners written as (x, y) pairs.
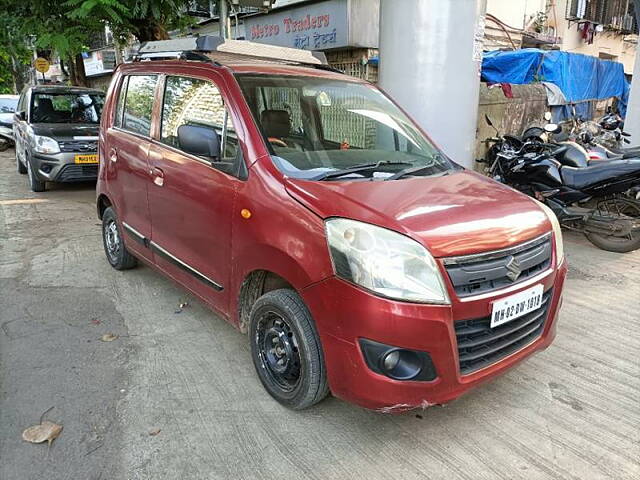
top-left (536, 201), bottom-right (564, 267)
top-left (33, 135), bottom-right (60, 154)
top-left (325, 218), bottom-right (450, 304)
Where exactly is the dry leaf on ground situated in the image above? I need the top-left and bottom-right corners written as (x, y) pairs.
top-left (22, 421), bottom-right (63, 446)
top-left (149, 428), bottom-right (161, 436)
top-left (101, 333), bottom-right (118, 342)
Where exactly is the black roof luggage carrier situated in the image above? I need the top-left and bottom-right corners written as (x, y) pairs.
top-left (129, 35), bottom-right (340, 72)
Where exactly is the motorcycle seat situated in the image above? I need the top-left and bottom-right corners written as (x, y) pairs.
top-left (561, 159), bottom-right (640, 189)
top-left (605, 147), bottom-right (640, 158)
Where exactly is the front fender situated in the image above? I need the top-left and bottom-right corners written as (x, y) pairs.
top-left (229, 242), bottom-right (333, 322)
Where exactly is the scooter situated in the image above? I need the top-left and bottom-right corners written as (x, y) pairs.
top-left (484, 136), bottom-right (640, 253)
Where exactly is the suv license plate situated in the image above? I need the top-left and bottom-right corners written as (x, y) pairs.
top-left (491, 284), bottom-right (544, 328)
top-left (75, 154), bottom-right (98, 164)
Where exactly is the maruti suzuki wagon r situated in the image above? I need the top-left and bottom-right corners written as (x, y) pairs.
top-left (97, 37), bottom-right (567, 412)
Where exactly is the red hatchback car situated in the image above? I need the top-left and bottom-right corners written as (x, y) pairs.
top-left (97, 38), bottom-right (567, 411)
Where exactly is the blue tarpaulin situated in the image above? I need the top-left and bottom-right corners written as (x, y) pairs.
top-left (481, 48), bottom-right (630, 117)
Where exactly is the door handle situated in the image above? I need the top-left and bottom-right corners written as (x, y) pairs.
top-left (150, 167), bottom-right (164, 187)
top-left (109, 148), bottom-right (118, 163)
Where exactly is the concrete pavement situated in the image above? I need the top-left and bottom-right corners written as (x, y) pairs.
top-left (1, 148), bottom-right (638, 479)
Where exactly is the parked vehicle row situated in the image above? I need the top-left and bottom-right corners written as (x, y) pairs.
top-left (6, 37), bottom-right (569, 413)
top-left (481, 114), bottom-right (640, 253)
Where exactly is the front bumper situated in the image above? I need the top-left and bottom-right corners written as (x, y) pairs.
top-left (32, 152), bottom-right (98, 183)
top-left (302, 260), bottom-right (567, 412)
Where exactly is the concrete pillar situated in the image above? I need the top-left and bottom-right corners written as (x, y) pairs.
top-left (378, 0), bottom-right (487, 169)
top-left (624, 40), bottom-right (640, 144)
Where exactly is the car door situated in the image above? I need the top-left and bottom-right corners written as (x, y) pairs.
top-left (146, 73), bottom-right (245, 312)
top-left (104, 74), bottom-right (158, 262)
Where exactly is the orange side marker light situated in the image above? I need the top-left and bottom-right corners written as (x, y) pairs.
top-left (241, 208), bottom-right (252, 219)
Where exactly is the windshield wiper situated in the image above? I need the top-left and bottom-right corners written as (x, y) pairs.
top-left (384, 154), bottom-right (451, 181)
top-left (312, 161), bottom-right (413, 181)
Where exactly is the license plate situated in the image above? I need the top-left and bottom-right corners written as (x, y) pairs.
top-left (491, 284), bottom-right (544, 328)
top-left (74, 154), bottom-right (98, 164)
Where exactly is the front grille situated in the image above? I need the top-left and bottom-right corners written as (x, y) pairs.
top-left (58, 140), bottom-right (97, 152)
top-left (455, 289), bottom-right (552, 375)
top-left (56, 164), bottom-right (98, 182)
top-left (443, 234), bottom-right (552, 298)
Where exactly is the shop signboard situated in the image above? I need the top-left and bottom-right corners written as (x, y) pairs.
top-left (243, 0), bottom-right (348, 50)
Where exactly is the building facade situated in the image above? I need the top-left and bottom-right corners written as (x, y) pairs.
top-left (485, 0), bottom-right (637, 74)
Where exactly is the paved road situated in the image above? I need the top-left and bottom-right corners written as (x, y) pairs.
top-left (1, 149), bottom-right (639, 480)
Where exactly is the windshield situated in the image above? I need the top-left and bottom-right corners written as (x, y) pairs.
top-left (0, 97), bottom-right (18, 113)
top-left (236, 74), bottom-right (456, 181)
top-left (31, 93), bottom-right (105, 124)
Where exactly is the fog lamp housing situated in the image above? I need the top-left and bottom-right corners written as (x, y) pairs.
top-left (359, 338), bottom-right (437, 381)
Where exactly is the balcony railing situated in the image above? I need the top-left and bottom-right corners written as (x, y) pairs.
top-left (566, 0), bottom-right (638, 33)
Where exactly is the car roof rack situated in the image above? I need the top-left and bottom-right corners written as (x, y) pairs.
top-left (130, 35), bottom-right (331, 68)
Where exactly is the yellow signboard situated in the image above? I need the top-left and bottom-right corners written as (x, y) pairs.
top-left (34, 57), bottom-right (50, 73)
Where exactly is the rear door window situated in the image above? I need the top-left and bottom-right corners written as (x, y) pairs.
top-left (122, 75), bottom-right (157, 136)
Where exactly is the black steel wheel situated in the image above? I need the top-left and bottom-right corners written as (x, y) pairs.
top-left (249, 289), bottom-right (329, 409)
top-left (101, 207), bottom-right (137, 270)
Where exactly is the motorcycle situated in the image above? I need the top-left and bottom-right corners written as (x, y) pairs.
top-left (481, 116), bottom-right (640, 253)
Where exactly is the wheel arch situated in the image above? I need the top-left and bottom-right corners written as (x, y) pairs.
top-left (97, 194), bottom-right (113, 220)
top-left (233, 244), bottom-right (333, 333)
top-left (237, 270), bottom-right (295, 333)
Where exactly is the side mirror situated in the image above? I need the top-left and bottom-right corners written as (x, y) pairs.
top-left (16, 111), bottom-right (26, 121)
top-left (177, 124), bottom-right (220, 160)
top-left (544, 111), bottom-right (552, 121)
top-left (484, 114), bottom-right (494, 127)
top-left (544, 123), bottom-right (562, 134)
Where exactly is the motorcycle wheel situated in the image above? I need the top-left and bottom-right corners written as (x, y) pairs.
top-left (585, 198), bottom-right (640, 253)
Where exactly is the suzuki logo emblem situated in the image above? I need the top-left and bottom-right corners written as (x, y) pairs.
top-left (505, 256), bottom-right (522, 282)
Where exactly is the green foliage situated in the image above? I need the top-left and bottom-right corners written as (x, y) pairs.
top-left (65, 0), bottom-right (196, 42)
top-left (0, 10), bottom-right (32, 93)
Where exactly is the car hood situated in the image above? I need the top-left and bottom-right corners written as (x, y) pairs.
top-left (31, 123), bottom-right (99, 139)
top-left (285, 170), bottom-right (551, 258)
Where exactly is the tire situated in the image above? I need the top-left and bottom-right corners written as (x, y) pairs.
top-left (585, 232), bottom-right (640, 253)
top-left (101, 207), bottom-right (137, 270)
top-left (26, 156), bottom-right (46, 192)
top-left (16, 151), bottom-right (27, 174)
top-left (585, 199), bottom-right (640, 253)
top-left (0, 138), bottom-right (9, 152)
top-left (249, 289), bottom-right (329, 410)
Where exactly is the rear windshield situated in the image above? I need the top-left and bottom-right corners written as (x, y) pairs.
top-left (236, 74), bottom-right (455, 181)
top-left (31, 92), bottom-right (105, 124)
top-left (0, 97), bottom-right (18, 113)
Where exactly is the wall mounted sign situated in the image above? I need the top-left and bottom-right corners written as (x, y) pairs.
top-left (243, 0), bottom-right (348, 50)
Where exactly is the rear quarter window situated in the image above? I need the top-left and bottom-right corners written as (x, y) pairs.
top-left (122, 75), bottom-right (157, 136)
top-left (113, 76), bottom-right (129, 128)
